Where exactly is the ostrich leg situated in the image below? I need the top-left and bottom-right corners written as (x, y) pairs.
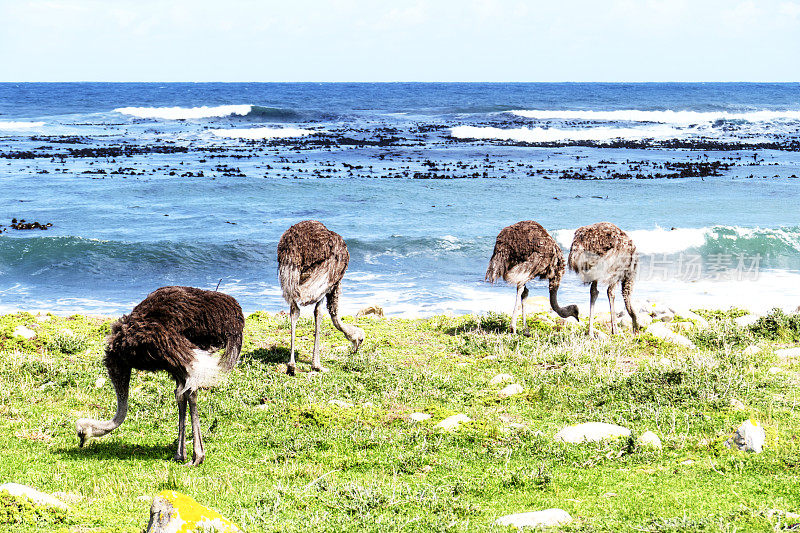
top-left (510, 284), bottom-right (524, 334)
top-left (187, 390), bottom-right (205, 466)
top-left (622, 274), bottom-right (639, 332)
top-left (588, 281), bottom-right (599, 337)
top-left (174, 385), bottom-right (188, 463)
top-left (287, 301), bottom-right (300, 376)
top-left (311, 298), bottom-right (326, 372)
top-left (607, 284), bottom-right (618, 335)
top-left (520, 285), bottom-right (530, 337)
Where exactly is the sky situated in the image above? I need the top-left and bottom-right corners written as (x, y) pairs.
top-left (1, 0), bottom-right (799, 82)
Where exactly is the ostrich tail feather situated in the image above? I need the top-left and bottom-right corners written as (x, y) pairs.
top-left (485, 246), bottom-right (510, 283)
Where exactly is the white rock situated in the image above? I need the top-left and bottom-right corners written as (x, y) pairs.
top-left (637, 431), bottom-right (662, 448)
top-left (489, 373), bottom-right (514, 386)
top-left (725, 419), bottom-right (766, 453)
top-left (554, 422), bottom-right (631, 444)
top-left (12, 325), bottom-right (36, 340)
top-left (730, 398), bottom-right (747, 410)
top-left (35, 314), bottom-right (52, 323)
top-left (734, 314), bottom-right (759, 328)
top-left (362, 401), bottom-right (374, 408)
top-left (94, 376), bottom-right (107, 389)
top-left (409, 412), bottom-right (432, 422)
top-left (742, 345), bottom-right (761, 356)
top-left (499, 384), bottom-right (524, 398)
top-left (0, 483), bottom-right (69, 510)
top-left (495, 509), bottom-right (572, 529)
top-left (657, 357), bottom-right (673, 368)
top-left (768, 367), bottom-right (782, 375)
top-left (435, 414), bottom-right (471, 431)
top-left (683, 311), bottom-right (710, 329)
top-left (646, 322), bottom-right (696, 349)
top-left (776, 347), bottom-right (800, 359)
top-left (327, 399), bottom-right (353, 408)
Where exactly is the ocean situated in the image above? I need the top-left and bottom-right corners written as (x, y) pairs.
top-left (1, 82), bottom-right (799, 317)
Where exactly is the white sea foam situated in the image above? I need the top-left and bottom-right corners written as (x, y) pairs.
top-left (209, 127), bottom-right (314, 139)
top-left (510, 109), bottom-right (800, 124)
top-left (114, 104), bottom-right (252, 120)
top-left (0, 121), bottom-right (45, 130)
top-left (451, 125), bottom-right (679, 143)
top-left (554, 227), bottom-right (711, 255)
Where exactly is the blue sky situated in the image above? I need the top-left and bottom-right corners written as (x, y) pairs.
top-left (1, 0), bottom-right (799, 82)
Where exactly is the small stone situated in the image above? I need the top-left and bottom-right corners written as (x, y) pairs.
top-left (776, 347), bottom-right (800, 359)
top-left (327, 399), bottom-right (353, 408)
top-left (409, 412), bottom-right (432, 422)
top-left (742, 345), bottom-right (761, 356)
top-left (657, 357), bottom-right (673, 368)
top-left (35, 314), bottom-right (52, 323)
top-left (646, 322), bottom-right (696, 349)
top-left (729, 398), bottom-right (747, 410)
top-left (51, 491), bottom-right (84, 504)
top-left (495, 508), bottom-right (572, 529)
top-left (94, 376), bottom-right (107, 389)
top-left (356, 305), bottom-right (384, 318)
top-left (489, 373), bottom-right (514, 386)
top-left (637, 431), bottom-right (662, 448)
top-left (725, 419), bottom-right (766, 453)
top-left (734, 314), bottom-right (759, 328)
top-left (435, 414), bottom-right (470, 431)
top-left (554, 422), bottom-right (631, 443)
top-left (499, 383), bottom-right (524, 398)
top-left (12, 325), bottom-right (36, 340)
top-left (146, 490), bottom-right (241, 533)
top-left (603, 492), bottom-right (618, 498)
top-left (362, 401), bottom-right (374, 408)
top-left (680, 459), bottom-right (695, 465)
top-left (768, 367), bottom-right (782, 375)
top-left (0, 483), bottom-right (69, 510)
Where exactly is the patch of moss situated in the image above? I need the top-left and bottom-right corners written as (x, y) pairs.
top-left (0, 491), bottom-right (70, 525)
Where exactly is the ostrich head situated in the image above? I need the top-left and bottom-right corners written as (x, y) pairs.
top-left (563, 304), bottom-right (580, 320)
top-left (75, 418), bottom-right (100, 447)
top-left (351, 325), bottom-right (366, 352)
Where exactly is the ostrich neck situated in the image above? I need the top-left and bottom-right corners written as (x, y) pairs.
top-left (549, 284), bottom-right (570, 318)
top-left (90, 371), bottom-right (130, 436)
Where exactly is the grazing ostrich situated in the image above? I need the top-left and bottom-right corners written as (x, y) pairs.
top-left (76, 286), bottom-right (244, 466)
top-left (486, 220), bottom-right (579, 335)
top-left (278, 220), bottom-right (365, 375)
top-left (568, 222), bottom-right (639, 336)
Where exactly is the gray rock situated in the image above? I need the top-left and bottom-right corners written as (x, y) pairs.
top-left (725, 419), bottom-right (766, 453)
top-left (637, 431), bottom-right (662, 448)
top-left (742, 345), bottom-right (761, 356)
top-left (646, 322), bottom-right (696, 349)
top-left (12, 325), bottom-right (36, 340)
top-left (327, 399), bottom-right (353, 408)
top-left (555, 422), bottom-right (630, 443)
top-left (435, 414), bottom-right (470, 431)
top-left (776, 347), bottom-right (800, 359)
top-left (489, 373), bottom-right (514, 386)
top-left (496, 508), bottom-right (572, 529)
top-left (734, 314), bottom-right (759, 328)
top-left (409, 412), bottom-right (432, 422)
top-left (0, 483), bottom-right (69, 510)
top-left (499, 384), bottom-right (524, 398)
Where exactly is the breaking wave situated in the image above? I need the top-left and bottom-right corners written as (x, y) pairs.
top-left (0, 121), bottom-right (45, 130)
top-left (451, 125), bottom-right (680, 143)
top-left (510, 109), bottom-right (800, 124)
top-left (209, 127), bottom-right (315, 139)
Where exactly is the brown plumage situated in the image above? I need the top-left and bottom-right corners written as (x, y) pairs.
top-left (76, 286), bottom-right (244, 466)
top-left (486, 220), bottom-right (579, 334)
top-left (568, 222), bottom-right (639, 335)
top-left (278, 220), bottom-right (364, 375)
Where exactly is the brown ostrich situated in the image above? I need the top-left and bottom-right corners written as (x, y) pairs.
top-left (75, 286), bottom-right (244, 466)
top-left (486, 220), bottom-right (579, 335)
top-left (277, 220), bottom-right (365, 375)
top-left (568, 222), bottom-right (639, 336)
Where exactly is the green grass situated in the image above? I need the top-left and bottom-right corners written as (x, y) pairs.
top-left (1, 309), bottom-right (799, 532)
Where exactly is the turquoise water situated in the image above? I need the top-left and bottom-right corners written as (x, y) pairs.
top-left (1, 83), bottom-right (799, 315)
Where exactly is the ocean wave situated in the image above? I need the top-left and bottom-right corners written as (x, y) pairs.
top-left (209, 127), bottom-right (315, 139)
top-left (510, 109), bottom-right (800, 124)
top-left (451, 125), bottom-right (680, 143)
top-left (114, 104), bottom-right (253, 120)
top-left (554, 226), bottom-right (800, 257)
top-left (0, 121), bottom-right (45, 130)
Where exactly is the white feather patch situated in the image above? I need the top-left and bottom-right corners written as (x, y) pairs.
top-left (180, 349), bottom-right (222, 394)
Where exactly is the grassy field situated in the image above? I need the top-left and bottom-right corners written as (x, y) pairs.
top-left (1, 307), bottom-right (799, 532)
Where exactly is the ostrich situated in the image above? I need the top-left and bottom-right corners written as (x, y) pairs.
top-left (568, 222), bottom-right (639, 336)
top-left (486, 220), bottom-right (579, 335)
top-left (75, 286), bottom-right (244, 466)
top-left (278, 220), bottom-right (365, 375)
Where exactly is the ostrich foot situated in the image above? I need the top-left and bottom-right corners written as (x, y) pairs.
top-left (174, 451), bottom-right (186, 463)
top-left (311, 365), bottom-right (329, 373)
top-left (287, 363), bottom-right (297, 376)
top-left (187, 454), bottom-right (204, 467)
